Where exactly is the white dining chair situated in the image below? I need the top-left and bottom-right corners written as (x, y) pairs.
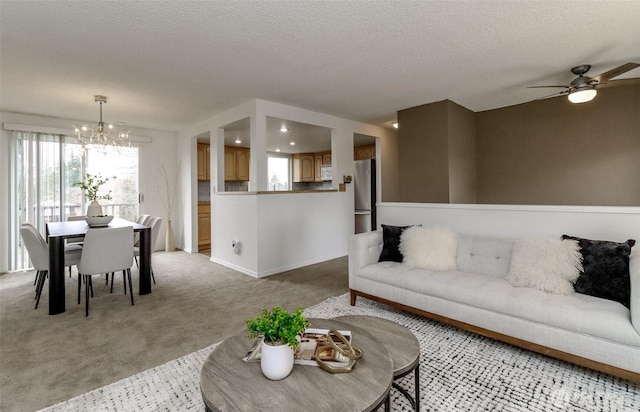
top-left (66, 215), bottom-right (87, 246)
top-left (78, 226), bottom-right (134, 317)
top-left (20, 225), bottom-right (82, 309)
top-left (133, 214), bottom-right (151, 248)
top-left (133, 217), bottom-right (162, 284)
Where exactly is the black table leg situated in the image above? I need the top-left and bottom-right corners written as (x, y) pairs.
top-left (415, 362), bottom-right (420, 412)
top-left (48, 236), bottom-right (65, 315)
top-left (139, 227), bottom-right (152, 295)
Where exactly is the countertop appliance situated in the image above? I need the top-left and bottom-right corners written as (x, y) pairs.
top-left (354, 159), bottom-right (376, 234)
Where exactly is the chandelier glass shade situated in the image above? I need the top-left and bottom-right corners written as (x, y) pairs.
top-left (73, 95), bottom-right (129, 148)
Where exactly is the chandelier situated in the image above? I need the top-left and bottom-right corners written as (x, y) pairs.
top-left (73, 95), bottom-right (129, 149)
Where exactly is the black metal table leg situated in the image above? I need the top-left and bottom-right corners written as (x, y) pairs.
top-left (48, 235), bottom-right (65, 315)
top-left (138, 226), bottom-right (152, 295)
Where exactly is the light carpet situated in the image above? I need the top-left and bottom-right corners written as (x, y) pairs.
top-left (40, 294), bottom-right (639, 411)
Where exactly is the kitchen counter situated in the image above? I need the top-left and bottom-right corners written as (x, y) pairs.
top-left (217, 189), bottom-right (341, 195)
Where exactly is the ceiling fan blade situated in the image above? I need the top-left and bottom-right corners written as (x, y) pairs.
top-left (527, 85), bottom-right (569, 89)
top-left (535, 90), bottom-right (569, 101)
top-left (591, 62), bottom-right (640, 83)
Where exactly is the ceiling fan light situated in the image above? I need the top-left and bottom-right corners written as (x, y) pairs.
top-left (568, 88), bottom-right (597, 104)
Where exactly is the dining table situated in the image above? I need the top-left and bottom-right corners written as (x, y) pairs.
top-left (46, 218), bottom-right (152, 315)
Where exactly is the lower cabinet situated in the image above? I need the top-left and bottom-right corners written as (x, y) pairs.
top-left (198, 203), bottom-right (211, 248)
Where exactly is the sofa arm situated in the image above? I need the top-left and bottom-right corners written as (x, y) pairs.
top-left (348, 230), bottom-right (383, 287)
top-left (631, 252), bottom-right (640, 335)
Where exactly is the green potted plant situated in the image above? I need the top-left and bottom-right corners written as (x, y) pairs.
top-left (75, 173), bottom-right (115, 216)
top-left (246, 306), bottom-right (309, 380)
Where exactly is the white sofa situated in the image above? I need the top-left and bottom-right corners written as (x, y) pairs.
top-left (349, 211), bottom-right (640, 382)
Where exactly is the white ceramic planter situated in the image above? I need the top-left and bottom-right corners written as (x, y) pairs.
top-left (260, 341), bottom-right (294, 380)
top-left (87, 200), bottom-right (103, 217)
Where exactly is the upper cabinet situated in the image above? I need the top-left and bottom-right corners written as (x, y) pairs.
top-left (293, 154), bottom-right (315, 182)
top-left (293, 152), bottom-right (328, 182)
top-left (197, 143), bottom-right (210, 181)
top-left (354, 144), bottom-right (376, 160)
top-left (225, 146), bottom-right (250, 182)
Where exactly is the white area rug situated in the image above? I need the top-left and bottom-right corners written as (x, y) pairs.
top-left (40, 293), bottom-right (639, 411)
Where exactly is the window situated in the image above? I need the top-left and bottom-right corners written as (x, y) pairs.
top-left (267, 154), bottom-right (291, 191)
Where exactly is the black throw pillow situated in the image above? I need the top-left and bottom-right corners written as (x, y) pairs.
top-left (562, 235), bottom-right (635, 308)
top-left (378, 224), bottom-right (411, 263)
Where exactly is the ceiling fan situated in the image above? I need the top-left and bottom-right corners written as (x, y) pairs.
top-left (528, 62), bottom-right (640, 103)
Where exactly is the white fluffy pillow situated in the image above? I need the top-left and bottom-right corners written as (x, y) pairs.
top-left (507, 237), bottom-right (583, 295)
top-left (399, 227), bottom-right (458, 271)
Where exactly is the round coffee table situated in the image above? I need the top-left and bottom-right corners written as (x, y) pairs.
top-left (336, 315), bottom-right (420, 411)
top-left (200, 318), bottom-right (393, 412)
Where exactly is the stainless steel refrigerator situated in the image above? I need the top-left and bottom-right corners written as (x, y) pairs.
top-left (354, 159), bottom-right (376, 233)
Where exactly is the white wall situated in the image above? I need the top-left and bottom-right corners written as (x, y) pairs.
top-left (0, 111), bottom-right (178, 272)
top-left (211, 191), bottom-right (351, 278)
top-left (377, 202), bottom-right (640, 241)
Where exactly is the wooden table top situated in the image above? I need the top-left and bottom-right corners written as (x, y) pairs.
top-left (200, 318), bottom-right (393, 412)
top-left (335, 315), bottom-right (420, 377)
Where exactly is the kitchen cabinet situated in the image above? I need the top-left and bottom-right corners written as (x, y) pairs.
top-left (198, 203), bottom-right (211, 248)
top-left (314, 154), bottom-right (323, 182)
top-left (224, 146), bottom-right (250, 181)
top-left (293, 154), bottom-right (315, 182)
top-left (197, 143), bottom-right (210, 180)
top-left (355, 144), bottom-right (376, 160)
top-left (322, 152), bottom-right (332, 165)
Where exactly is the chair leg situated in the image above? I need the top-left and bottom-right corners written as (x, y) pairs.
top-left (151, 267), bottom-right (156, 284)
top-left (123, 270), bottom-right (127, 295)
top-left (78, 273), bottom-right (82, 304)
top-left (35, 271), bottom-right (47, 309)
top-left (69, 266), bottom-right (72, 278)
top-left (127, 269), bottom-right (134, 306)
top-left (89, 276), bottom-right (94, 298)
top-left (105, 273), bottom-right (109, 285)
top-left (110, 272), bottom-right (115, 293)
top-left (134, 256), bottom-right (139, 267)
top-left (34, 271), bottom-right (41, 298)
top-left (85, 276), bottom-right (90, 317)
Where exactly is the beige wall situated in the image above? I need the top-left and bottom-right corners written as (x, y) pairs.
top-left (397, 100), bottom-right (477, 203)
top-left (447, 101), bottom-right (477, 203)
top-left (379, 130), bottom-right (400, 202)
top-left (395, 80), bottom-right (639, 206)
top-left (397, 101), bottom-right (450, 202)
top-left (476, 81), bottom-right (640, 206)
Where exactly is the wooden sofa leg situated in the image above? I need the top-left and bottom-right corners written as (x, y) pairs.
top-left (350, 290), bottom-right (357, 306)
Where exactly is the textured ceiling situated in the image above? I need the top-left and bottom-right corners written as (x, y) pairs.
top-left (1, 1), bottom-right (639, 133)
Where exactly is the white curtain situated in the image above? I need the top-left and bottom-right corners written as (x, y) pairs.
top-left (10, 131), bottom-right (67, 269)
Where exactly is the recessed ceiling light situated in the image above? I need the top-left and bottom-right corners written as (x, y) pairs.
top-left (275, 148), bottom-right (281, 152)
top-left (235, 137), bottom-right (242, 144)
top-left (392, 122), bottom-right (398, 129)
top-left (289, 141), bottom-right (295, 146)
top-left (280, 126), bottom-right (289, 132)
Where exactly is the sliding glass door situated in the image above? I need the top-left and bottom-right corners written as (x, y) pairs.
top-left (11, 132), bottom-right (140, 270)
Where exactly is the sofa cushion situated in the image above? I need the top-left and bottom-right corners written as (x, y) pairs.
top-left (456, 235), bottom-right (513, 278)
top-left (357, 263), bottom-right (640, 347)
top-left (400, 226), bottom-right (458, 271)
top-left (562, 235), bottom-right (636, 308)
top-left (506, 237), bottom-right (582, 295)
top-left (378, 224), bottom-right (411, 263)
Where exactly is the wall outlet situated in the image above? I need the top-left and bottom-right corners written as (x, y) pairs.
top-left (232, 241), bottom-right (240, 254)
